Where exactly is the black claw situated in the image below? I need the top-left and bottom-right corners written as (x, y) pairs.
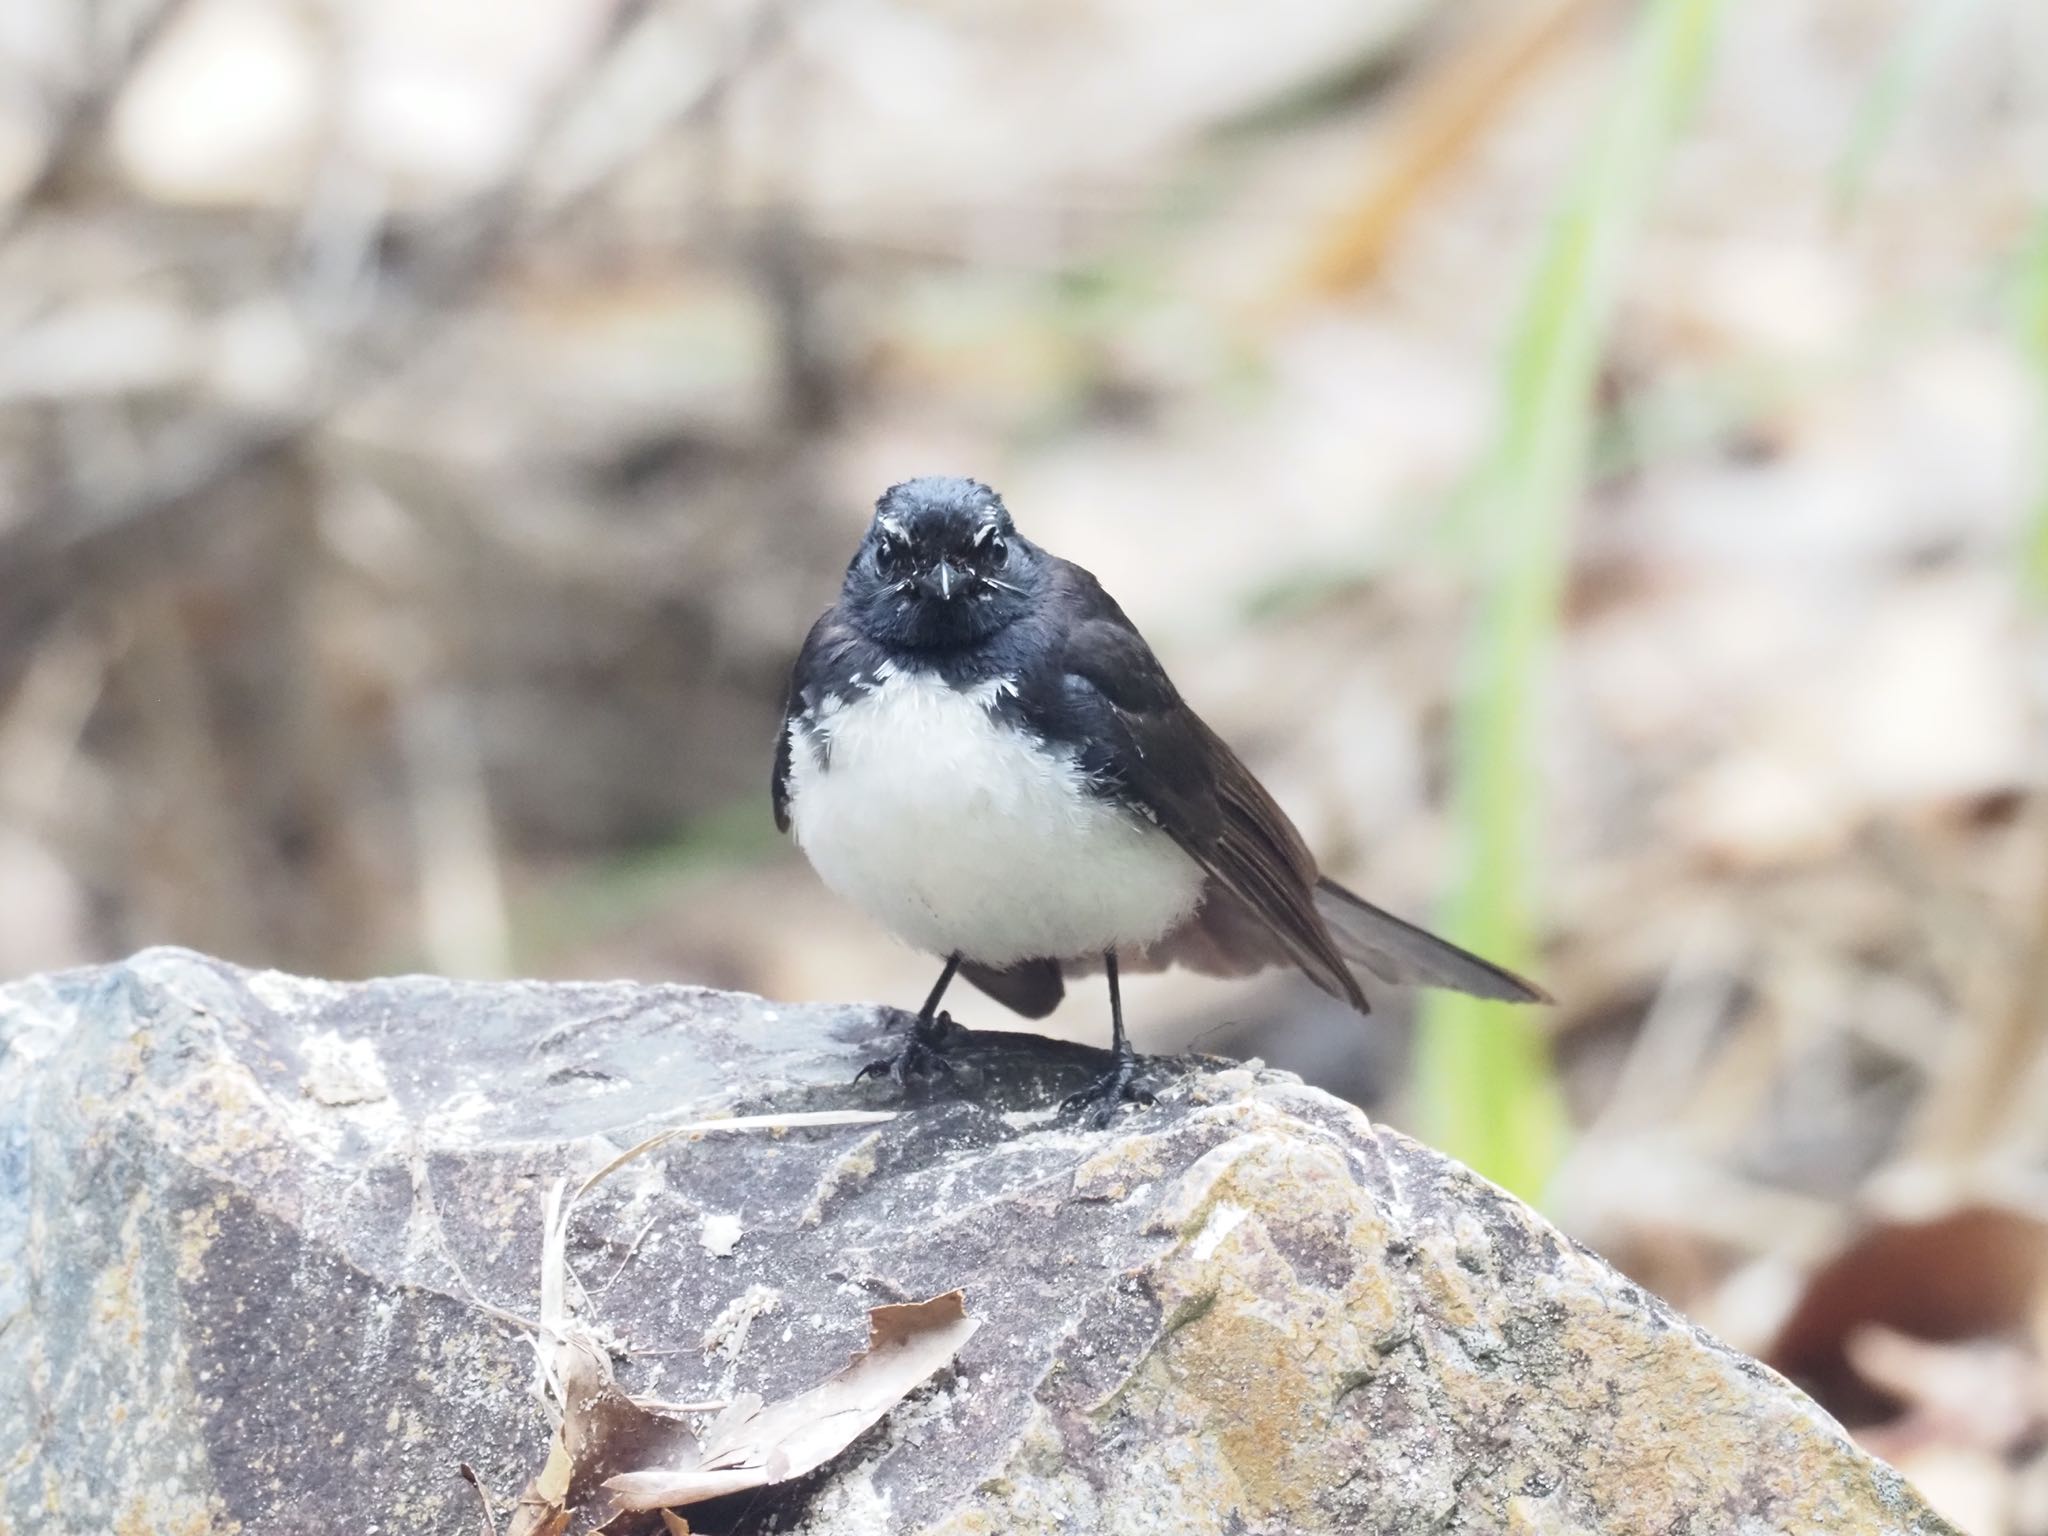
top-left (855, 1011), bottom-right (960, 1088)
top-left (1060, 1055), bottom-right (1153, 1129)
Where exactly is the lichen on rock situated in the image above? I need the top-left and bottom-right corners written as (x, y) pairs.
top-left (0, 949), bottom-right (1955, 1534)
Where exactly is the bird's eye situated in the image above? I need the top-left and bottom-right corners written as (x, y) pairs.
top-left (875, 536), bottom-right (906, 574)
top-left (984, 534), bottom-right (1008, 565)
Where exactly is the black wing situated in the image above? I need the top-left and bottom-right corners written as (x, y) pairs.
top-left (1019, 562), bottom-right (1368, 1012)
top-left (1314, 878), bottom-right (1551, 1003)
top-left (771, 690), bottom-right (796, 834)
top-left (772, 610), bottom-right (866, 835)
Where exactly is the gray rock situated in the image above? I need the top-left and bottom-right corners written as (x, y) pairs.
top-left (0, 949), bottom-right (1953, 1535)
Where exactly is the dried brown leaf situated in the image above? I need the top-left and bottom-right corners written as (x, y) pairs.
top-left (597, 1290), bottom-right (980, 1517)
top-left (504, 1433), bottom-right (574, 1536)
top-left (506, 1127), bottom-right (944, 1534)
top-left (508, 1181), bottom-right (697, 1535)
top-left (1766, 1204), bottom-right (2048, 1425)
top-left (509, 1331), bottom-right (704, 1534)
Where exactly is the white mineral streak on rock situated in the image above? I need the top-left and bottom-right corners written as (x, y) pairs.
top-left (699, 1211), bottom-right (743, 1258)
top-left (299, 1030), bottom-right (392, 1107)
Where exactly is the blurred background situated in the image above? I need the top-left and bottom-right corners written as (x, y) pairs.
top-left (2, 0), bottom-right (2046, 1525)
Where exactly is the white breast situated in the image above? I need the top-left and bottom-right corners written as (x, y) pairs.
top-left (785, 667), bottom-right (1205, 967)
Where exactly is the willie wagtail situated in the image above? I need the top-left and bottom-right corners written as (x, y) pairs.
top-left (774, 476), bottom-right (1549, 1124)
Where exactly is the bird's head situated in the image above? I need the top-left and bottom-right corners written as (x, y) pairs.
top-left (840, 476), bottom-right (1041, 649)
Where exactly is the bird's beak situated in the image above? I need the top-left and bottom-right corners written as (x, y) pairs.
top-left (914, 562), bottom-right (966, 602)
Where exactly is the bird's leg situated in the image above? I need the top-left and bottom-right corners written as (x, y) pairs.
top-left (1060, 951), bottom-right (1154, 1128)
top-left (856, 953), bottom-right (965, 1085)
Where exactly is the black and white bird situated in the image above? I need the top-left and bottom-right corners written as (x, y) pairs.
top-left (773, 476), bottom-right (1548, 1124)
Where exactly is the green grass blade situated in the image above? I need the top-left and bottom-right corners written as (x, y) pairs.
top-left (2019, 212), bottom-right (2048, 603)
top-left (1831, 0), bottom-right (1989, 221)
top-left (1413, 0), bottom-right (1723, 1199)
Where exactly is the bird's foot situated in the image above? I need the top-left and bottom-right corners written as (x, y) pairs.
top-left (855, 1010), bottom-right (963, 1088)
top-left (1060, 1053), bottom-right (1155, 1130)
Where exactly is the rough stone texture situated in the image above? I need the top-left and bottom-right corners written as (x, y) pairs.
top-left (0, 949), bottom-right (1952, 1536)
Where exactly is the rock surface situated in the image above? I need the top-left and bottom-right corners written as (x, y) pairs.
top-left (0, 949), bottom-right (1952, 1535)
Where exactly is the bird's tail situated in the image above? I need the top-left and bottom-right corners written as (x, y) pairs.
top-left (1314, 877), bottom-right (1552, 1004)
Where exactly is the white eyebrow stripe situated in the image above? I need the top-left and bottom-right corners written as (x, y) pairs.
top-left (877, 516), bottom-right (907, 541)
